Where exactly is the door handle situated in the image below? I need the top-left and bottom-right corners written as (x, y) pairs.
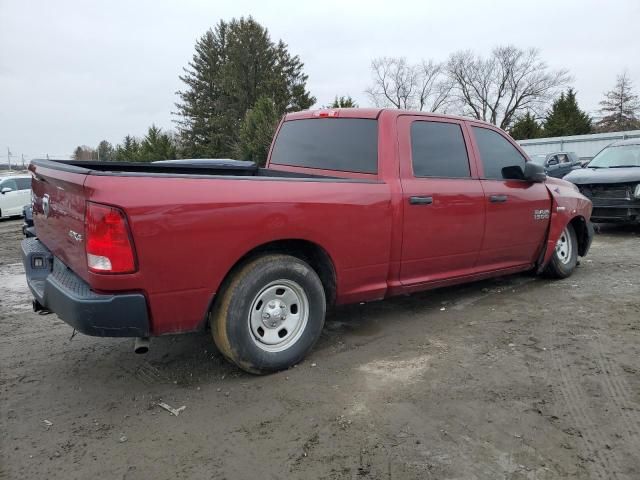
top-left (489, 194), bottom-right (508, 203)
top-left (409, 196), bottom-right (433, 205)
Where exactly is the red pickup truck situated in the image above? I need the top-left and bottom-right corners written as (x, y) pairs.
top-left (22, 108), bottom-right (593, 374)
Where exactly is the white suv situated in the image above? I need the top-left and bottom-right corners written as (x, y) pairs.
top-left (0, 175), bottom-right (31, 218)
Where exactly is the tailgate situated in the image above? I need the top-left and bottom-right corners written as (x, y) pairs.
top-left (31, 162), bottom-right (89, 280)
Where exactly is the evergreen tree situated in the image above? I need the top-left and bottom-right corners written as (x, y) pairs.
top-left (596, 72), bottom-right (640, 132)
top-left (328, 95), bottom-right (358, 108)
top-left (543, 88), bottom-right (592, 137)
top-left (234, 96), bottom-right (280, 166)
top-left (139, 125), bottom-right (177, 161)
top-left (115, 135), bottom-right (141, 161)
top-left (174, 17), bottom-right (315, 159)
top-left (97, 140), bottom-right (115, 161)
top-left (509, 112), bottom-right (543, 140)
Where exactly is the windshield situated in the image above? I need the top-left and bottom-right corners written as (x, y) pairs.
top-left (588, 144), bottom-right (640, 168)
top-left (529, 154), bottom-right (547, 165)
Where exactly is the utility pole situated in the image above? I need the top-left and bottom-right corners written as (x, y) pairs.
top-left (7, 147), bottom-right (12, 171)
top-left (22, 154), bottom-right (25, 169)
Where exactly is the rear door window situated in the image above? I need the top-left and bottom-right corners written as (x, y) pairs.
top-left (473, 127), bottom-right (526, 180)
top-left (410, 121), bottom-right (470, 178)
top-left (270, 119), bottom-right (378, 174)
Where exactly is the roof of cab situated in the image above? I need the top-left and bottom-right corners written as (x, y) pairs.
top-left (283, 108), bottom-right (491, 126)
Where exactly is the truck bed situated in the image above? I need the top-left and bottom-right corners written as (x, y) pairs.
top-left (38, 159), bottom-right (342, 181)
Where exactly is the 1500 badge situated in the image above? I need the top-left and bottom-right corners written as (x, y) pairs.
top-left (533, 209), bottom-right (550, 220)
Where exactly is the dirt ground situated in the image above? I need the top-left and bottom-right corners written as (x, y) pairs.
top-left (1, 217), bottom-right (639, 480)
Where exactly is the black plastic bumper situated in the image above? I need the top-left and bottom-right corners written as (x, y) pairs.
top-left (21, 238), bottom-right (149, 337)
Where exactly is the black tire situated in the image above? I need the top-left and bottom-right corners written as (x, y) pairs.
top-left (210, 254), bottom-right (326, 374)
top-left (543, 223), bottom-right (578, 279)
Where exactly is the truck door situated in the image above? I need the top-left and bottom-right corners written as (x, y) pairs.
top-left (470, 125), bottom-right (550, 270)
top-left (398, 116), bottom-right (485, 287)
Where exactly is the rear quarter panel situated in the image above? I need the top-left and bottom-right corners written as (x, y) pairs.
top-left (84, 175), bottom-right (393, 334)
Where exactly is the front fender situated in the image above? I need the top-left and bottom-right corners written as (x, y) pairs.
top-left (539, 178), bottom-right (593, 268)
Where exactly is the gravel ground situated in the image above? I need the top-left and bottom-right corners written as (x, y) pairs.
top-left (1, 217), bottom-right (639, 479)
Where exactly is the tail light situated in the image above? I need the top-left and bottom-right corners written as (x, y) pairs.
top-left (85, 202), bottom-right (137, 273)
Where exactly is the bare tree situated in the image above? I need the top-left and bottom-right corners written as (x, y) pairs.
top-left (366, 57), bottom-right (452, 112)
top-left (596, 72), bottom-right (640, 132)
top-left (446, 46), bottom-right (570, 129)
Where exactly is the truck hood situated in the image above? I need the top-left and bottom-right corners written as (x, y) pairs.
top-left (564, 167), bottom-right (640, 185)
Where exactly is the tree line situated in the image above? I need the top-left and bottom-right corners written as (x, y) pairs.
top-left (366, 53), bottom-right (640, 140)
top-left (73, 16), bottom-right (640, 163)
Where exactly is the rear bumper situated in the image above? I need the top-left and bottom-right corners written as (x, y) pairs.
top-left (21, 238), bottom-right (149, 337)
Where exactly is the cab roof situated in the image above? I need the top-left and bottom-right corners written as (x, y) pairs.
top-left (284, 108), bottom-right (491, 126)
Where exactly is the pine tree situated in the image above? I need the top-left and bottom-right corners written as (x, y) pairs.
top-left (139, 125), bottom-right (177, 161)
top-left (509, 112), bottom-right (543, 140)
top-left (115, 135), bottom-right (141, 161)
top-left (234, 97), bottom-right (280, 166)
top-left (175, 17), bottom-right (315, 159)
top-left (543, 88), bottom-right (592, 137)
top-left (97, 140), bottom-right (115, 161)
top-left (596, 72), bottom-right (640, 132)
top-left (328, 96), bottom-right (358, 108)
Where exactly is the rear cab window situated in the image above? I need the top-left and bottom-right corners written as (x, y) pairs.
top-left (472, 126), bottom-right (526, 180)
top-left (269, 119), bottom-right (378, 174)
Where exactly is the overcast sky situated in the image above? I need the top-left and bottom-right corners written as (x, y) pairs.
top-left (1, 0), bottom-right (638, 161)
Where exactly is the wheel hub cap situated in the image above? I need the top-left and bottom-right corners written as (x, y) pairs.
top-left (555, 227), bottom-right (572, 265)
top-left (261, 300), bottom-right (287, 328)
top-left (248, 280), bottom-right (309, 352)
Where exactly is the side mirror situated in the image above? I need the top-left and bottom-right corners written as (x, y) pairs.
top-left (523, 161), bottom-right (547, 182)
top-left (1, 187), bottom-right (12, 194)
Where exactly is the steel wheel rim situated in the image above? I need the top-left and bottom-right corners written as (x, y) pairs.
top-left (555, 227), bottom-right (572, 265)
top-left (248, 279), bottom-right (309, 352)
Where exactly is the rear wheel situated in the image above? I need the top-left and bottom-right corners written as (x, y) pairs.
top-left (210, 254), bottom-right (326, 374)
top-left (544, 224), bottom-right (578, 278)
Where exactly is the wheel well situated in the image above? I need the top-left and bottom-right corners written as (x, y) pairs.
top-left (219, 240), bottom-right (337, 307)
top-left (569, 216), bottom-right (590, 256)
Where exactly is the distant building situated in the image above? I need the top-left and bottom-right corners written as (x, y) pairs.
top-left (518, 130), bottom-right (640, 161)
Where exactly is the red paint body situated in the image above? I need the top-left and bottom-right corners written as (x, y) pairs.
top-left (30, 109), bottom-right (592, 336)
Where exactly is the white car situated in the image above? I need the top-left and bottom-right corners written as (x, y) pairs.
top-left (0, 175), bottom-right (31, 218)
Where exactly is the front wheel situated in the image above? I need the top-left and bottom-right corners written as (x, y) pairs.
top-left (210, 254), bottom-right (326, 374)
top-left (544, 224), bottom-right (578, 279)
